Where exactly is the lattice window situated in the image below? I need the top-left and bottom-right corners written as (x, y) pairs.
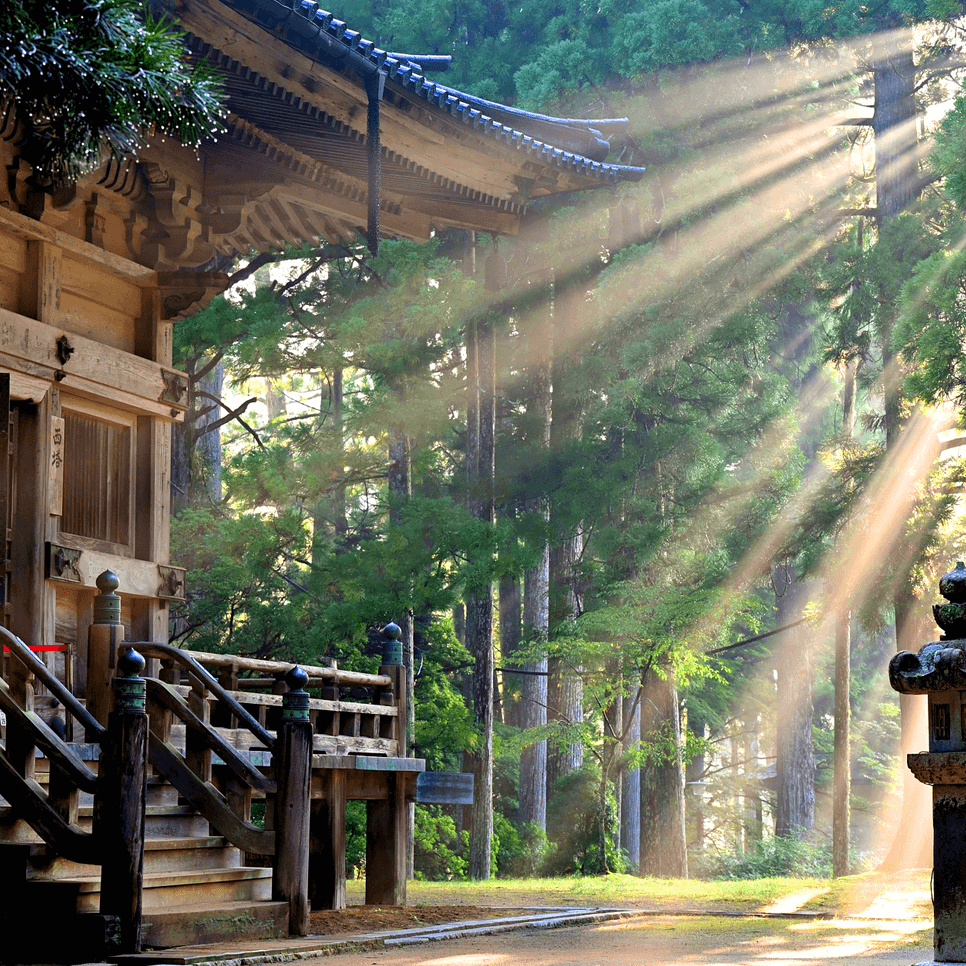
top-left (60, 408), bottom-right (134, 551)
top-left (933, 702), bottom-right (951, 743)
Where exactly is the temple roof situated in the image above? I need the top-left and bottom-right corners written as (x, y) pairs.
top-left (233, 0), bottom-right (642, 182)
top-left (149, 0), bottom-right (644, 252)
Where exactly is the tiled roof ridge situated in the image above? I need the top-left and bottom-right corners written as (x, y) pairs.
top-left (227, 0), bottom-right (645, 183)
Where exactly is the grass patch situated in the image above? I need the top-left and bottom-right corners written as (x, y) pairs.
top-left (348, 874), bottom-right (829, 910)
top-left (346, 868), bottom-right (932, 919)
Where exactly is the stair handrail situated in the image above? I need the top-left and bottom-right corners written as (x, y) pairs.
top-left (147, 732), bottom-right (275, 855)
top-left (129, 642), bottom-right (392, 689)
top-left (0, 625), bottom-right (105, 741)
top-left (0, 676), bottom-right (98, 791)
top-left (125, 641), bottom-right (275, 751)
top-left (0, 744), bottom-right (100, 864)
top-left (145, 678), bottom-right (276, 794)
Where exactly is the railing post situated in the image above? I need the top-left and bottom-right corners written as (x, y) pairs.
top-left (366, 622), bottom-right (408, 906)
top-left (87, 571), bottom-right (123, 736)
top-left (95, 647), bottom-right (147, 954)
top-left (273, 665), bottom-right (312, 936)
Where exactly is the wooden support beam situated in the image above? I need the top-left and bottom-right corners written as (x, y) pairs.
top-left (365, 772), bottom-right (408, 906)
top-left (309, 769), bottom-right (346, 910)
top-left (47, 542), bottom-right (184, 600)
top-left (95, 650), bottom-right (147, 955)
top-left (0, 307), bottom-right (187, 420)
top-left (273, 669), bottom-right (313, 936)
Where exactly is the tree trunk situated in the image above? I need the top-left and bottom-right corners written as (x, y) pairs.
top-left (640, 664), bottom-right (687, 877)
top-left (685, 709), bottom-right (706, 858)
top-left (172, 361), bottom-right (223, 512)
top-left (872, 34), bottom-right (933, 871)
top-left (499, 570), bottom-right (519, 727)
top-left (387, 416), bottom-right (415, 877)
top-left (518, 284), bottom-right (552, 832)
top-left (833, 360), bottom-right (856, 878)
top-left (312, 366), bottom-right (346, 566)
top-left (547, 286), bottom-right (584, 791)
top-left (467, 310), bottom-right (496, 880)
top-left (548, 530), bottom-right (584, 787)
top-left (519, 538), bottom-right (549, 832)
top-left (620, 682), bottom-right (641, 869)
top-left (873, 36), bottom-right (919, 223)
top-left (833, 610), bottom-right (851, 876)
top-left (774, 566), bottom-right (815, 838)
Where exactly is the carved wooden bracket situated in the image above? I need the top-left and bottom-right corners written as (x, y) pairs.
top-left (156, 271), bottom-right (229, 321)
top-left (160, 369), bottom-right (189, 407)
top-left (139, 162), bottom-right (216, 270)
top-left (157, 565), bottom-right (187, 602)
top-left (46, 543), bottom-right (83, 583)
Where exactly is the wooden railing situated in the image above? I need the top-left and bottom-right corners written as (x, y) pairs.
top-left (128, 641), bottom-right (404, 759)
top-left (0, 571), bottom-right (410, 946)
top-left (0, 630), bottom-right (148, 952)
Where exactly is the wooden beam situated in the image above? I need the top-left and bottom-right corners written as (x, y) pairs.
top-left (309, 769), bottom-right (346, 910)
top-left (365, 772), bottom-right (408, 905)
top-left (46, 542), bottom-right (182, 600)
top-left (0, 206), bottom-right (155, 283)
top-left (0, 307), bottom-right (187, 420)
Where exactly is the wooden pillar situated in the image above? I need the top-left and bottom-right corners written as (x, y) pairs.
top-left (273, 666), bottom-right (313, 936)
top-left (365, 771), bottom-right (408, 906)
top-left (95, 648), bottom-right (148, 954)
top-left (8, 388), bottom-right (52, 775)
top-left (135, 286), bottom-right (173, 645)
top-left (87, 571), bottom-right (123, 733)
top-left (309, 769), bottom-right (346, 910)
top-left (366, 626), bottom-right (408, 905)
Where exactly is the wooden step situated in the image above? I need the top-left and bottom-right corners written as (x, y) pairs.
top-left (26, 865), bottom-right (274, 913)
top-left (0, 803), bottom-right (211, 845)
top-left (141, 898), bottom-right (289, 948)
top-left (26, 835), bottom-right (243, 879)
top-left (0, 900), bottom-right (289, 958)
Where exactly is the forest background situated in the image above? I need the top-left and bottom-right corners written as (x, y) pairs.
top-left (155, 0), bottom-right (966, 882)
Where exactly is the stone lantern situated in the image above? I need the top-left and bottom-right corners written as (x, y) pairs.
top-left (890, 561), bottom-right (966, 963)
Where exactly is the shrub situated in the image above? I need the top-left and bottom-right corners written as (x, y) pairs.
top-left (414, 806), bottom-right (468, 880)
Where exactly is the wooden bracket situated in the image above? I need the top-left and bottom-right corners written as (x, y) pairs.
top-left (157, 565), bottom-right (186, 602)
top-left (156, 271), bottom-right (229, 321)
top-left (159, 370), bottom-right (189, 408)
top-left (47, 543), bottom-right (83, 583)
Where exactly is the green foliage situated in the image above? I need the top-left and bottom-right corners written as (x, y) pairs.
top-left (710, 836), bottom-right (834, 880)
top-left (542, 766), bottom-right (623, 876)
top-left (413, 807), bottom-right (468, 880)
top-left (0, 0), bottom-right (223, 185)
top-left (345, 801), bottom-right (367, 877)
top-left (493, 815), bottom-right (548, 877)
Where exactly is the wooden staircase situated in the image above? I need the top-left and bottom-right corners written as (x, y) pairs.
top-left (0, 614), bottom-right (419, 963)
top-left (2, 749), bottom-right (289, 951)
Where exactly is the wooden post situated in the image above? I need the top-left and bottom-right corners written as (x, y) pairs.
top-left (365, 772), bottom-right (407, 906)
top-left (8, 391), bottom-right (52, 776)
top-left (87, 571), bottom-right (123, 735)
top-left (366, 622), bottom-right (407, 906)
top-left (309, 769), bottom-right (346, 910)
top-left (95, 647), bottom-right (147, 954)
top-left (273, 665), bottom-right (312, 936)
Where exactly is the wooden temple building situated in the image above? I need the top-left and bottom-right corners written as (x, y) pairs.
top-left (0, 0), bottom-right (643, 958)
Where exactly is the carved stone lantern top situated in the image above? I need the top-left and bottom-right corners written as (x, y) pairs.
top-left (890, 562), bottom-right (966, 696)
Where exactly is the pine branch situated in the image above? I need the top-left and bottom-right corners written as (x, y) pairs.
top-left (193, 390), bottom-right (263, 448)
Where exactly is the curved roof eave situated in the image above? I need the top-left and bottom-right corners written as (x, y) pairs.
top-left (221, 0), bottom-right (646, 185)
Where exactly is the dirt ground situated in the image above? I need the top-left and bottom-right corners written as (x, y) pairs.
top-left (301, 911), bottom-right (933, 966)
top-left (318, 915), bottom-right (931, 966)
top-left (299, 869), bottom-right (935, 966)
top-left (308, 904), bottom-right (517, 935)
